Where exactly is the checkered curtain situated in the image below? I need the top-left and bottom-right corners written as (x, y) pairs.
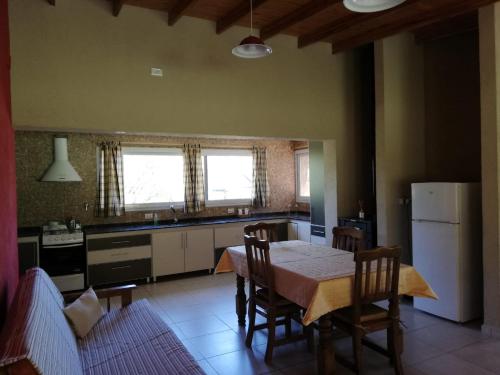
top-left (95, 141), bottom-right (125, 217)
top-left (183, 144), bottom-right (205, 213)
top-left (252, 146), bottom-right (270, 208)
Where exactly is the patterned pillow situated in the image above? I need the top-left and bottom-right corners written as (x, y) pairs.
top-left (0, 268), bottom-right (83, 375)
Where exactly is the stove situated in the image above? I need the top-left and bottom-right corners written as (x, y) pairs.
top-left (41, 223), bottom-right (85, 292)
top-left (42, 224), bottom-right (84, 246)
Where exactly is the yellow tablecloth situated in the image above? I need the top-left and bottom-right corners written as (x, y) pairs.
top-left (215, 240), bottom-right (437, 325)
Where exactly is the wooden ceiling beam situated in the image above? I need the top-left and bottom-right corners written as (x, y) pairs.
top-left (216, 0), bottom-right (268, 34)
top-left (298, 13), bottom-right (372, 48)
top-left (260, 0), bottom-right (339, 41)
top-left (168, 0), bottom-right (197, 26)
top-left (112, 0), bottom-right (124, 17)
top-left (330, 0), bottom-right (493, 54)
top-left (413, 12), bottom-right (478, 44)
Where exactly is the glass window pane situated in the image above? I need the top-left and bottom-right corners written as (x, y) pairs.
top-left (298, 153), bottom-right (310, 198)
top-left (206, 155), bottom-right (252, 201)
top-left (123, 153), bottom-right (184, 204)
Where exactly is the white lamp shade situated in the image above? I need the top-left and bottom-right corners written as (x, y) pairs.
top-left (343, 0), bottom-right (407, 12)
top-left (232, 35), bottom-right (272, 59)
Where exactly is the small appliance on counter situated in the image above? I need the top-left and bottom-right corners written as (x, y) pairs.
top-left (40, 221), bottom-right (85, 292)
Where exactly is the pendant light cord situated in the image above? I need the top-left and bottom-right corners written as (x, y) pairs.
top-left (250, 0), bottom-right (253, 36)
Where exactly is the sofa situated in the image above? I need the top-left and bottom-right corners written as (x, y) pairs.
top-left (0, 268), bottom-right (205, 375)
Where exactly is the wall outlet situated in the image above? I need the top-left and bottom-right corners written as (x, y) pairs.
top-left (144, 213), bottom-right (153, 219)
top-left (227, 208), bottom-right (235, 214)
top-left (151, 68), bottom-right (163, 77)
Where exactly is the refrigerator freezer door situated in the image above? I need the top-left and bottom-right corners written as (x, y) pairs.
top-left (411, 183), bottom-right (460, 223)
top-left (413, 220), bottom-right (460, 321)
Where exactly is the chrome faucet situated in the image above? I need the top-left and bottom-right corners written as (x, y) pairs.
top-left (170, 205), bottom-right (178, 223)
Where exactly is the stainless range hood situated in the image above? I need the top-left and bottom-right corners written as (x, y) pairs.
top-left (41, 137), bottom-right (82, 182)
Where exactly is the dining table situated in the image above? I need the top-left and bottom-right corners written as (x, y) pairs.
top-left (215, 240), bottom-right (437, 375)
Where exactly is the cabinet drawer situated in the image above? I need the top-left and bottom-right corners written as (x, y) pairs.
top-left (214, 225), bottom-right (246, 248)
top-left (342, 220), bottom-right (368, 233)
top-left (311, 224), bottom-right (325, 237)
top-left (88, 234), bottom-right (151, 251)
top-left (88, 245), bottom-right (151, 265)
top-left (88, 259), bottom-right (151, 286)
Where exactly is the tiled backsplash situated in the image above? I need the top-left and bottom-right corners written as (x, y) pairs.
top-left (16, 131), bottom-right (308, 227)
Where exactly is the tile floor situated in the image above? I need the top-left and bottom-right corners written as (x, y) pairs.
top-left (125, 272), bottom-right (499, 375)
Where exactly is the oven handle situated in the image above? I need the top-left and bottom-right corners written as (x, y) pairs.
top-left (43, 243), bottom-right (83, 249)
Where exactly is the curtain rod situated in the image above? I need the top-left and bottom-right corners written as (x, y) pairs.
top-left (119, 141), bottom-right (254, 150)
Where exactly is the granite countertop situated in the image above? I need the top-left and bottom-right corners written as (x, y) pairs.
top-left (83, 212), bottom-right (310, 235)
top-left (17, 212), bottom-right (310, 237)
top-left (18, 226), bottom-right (42, 238)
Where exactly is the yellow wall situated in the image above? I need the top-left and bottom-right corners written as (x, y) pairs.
top-left (8, 0), bottom-right (367, 220)
top-left (375, 33), bottom-right (427, 264)
top-left (479, 3), bottom-right (500, 336)
top-left (9, 0), bottom-right (352, 140)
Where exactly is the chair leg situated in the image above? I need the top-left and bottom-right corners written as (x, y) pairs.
top-left (265, 311), bottom-right (276, 364)
top-left (285, 314), bottom-right (292, 338)
top-left (387, 326), bottom-right (395, 364)
top-left (245, 298), bottom-right (256, 348)
top-left (305, 324), bottom-right (315, 353)
top-left (389, 323), bottom-right (404, 375)
top-left (352, 328), bottom-right (364, 374)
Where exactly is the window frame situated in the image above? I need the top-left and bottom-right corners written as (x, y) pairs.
top-left (295, 148), bottom-right (310, 203)
top-left (202, 148), bottom-right (253, 207)
top-left (121, 146), bottom-right (185, 212)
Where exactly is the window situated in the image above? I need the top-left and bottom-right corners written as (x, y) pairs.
top-left (122, 147), bottom-right (184, 210)
top-left (203, 149), bottom-right (253, 206)
top-left (295, 149), bottom-right (310, 202)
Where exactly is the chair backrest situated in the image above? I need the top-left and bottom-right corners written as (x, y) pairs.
top-left (353, 246), bottom-right (402, 321)
top-left (244, 235), bottom-right (277, 301)
top-left (332, 226), bottom-right (366, 252)
top-left (244, 222), bottom-right (278, 242)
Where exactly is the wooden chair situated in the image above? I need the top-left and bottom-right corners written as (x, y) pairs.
top-left (331, 247), bottom-right (403, 375)
top-left (332, 226), bottom-right (366, 252)
top-left (244, 235), bottom-right (313, 363)
top-left (244, 222), bottom-right (279, 242)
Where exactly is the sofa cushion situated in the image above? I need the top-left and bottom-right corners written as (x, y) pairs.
top-left (0, 268), bottom-right (83, 375)
top-left (64, 288), bottom-right (105, 338)
top-left (79, 299), bottom-right (204, 375)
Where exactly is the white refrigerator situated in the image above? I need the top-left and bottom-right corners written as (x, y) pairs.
top-left (411, 182), bottom-right (482, 322)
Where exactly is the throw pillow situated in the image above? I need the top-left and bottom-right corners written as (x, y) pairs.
top-left (63, 288), bottom-right (104, 338)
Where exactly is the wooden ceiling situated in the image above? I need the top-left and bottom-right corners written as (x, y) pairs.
top-left (48, 0), bottom-right (493, 53)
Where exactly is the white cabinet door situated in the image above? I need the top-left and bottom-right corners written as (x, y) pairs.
top-left (185, 228), bottom-right (214, 272)
top-left (152, 231), bottom-right (184, 277)
top-left (288, 222), bottom-right (298, 240)
top-left (297, 222), bottom-right (311, 242)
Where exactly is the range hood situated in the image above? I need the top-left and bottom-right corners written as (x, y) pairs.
top-left (41, 137), bottom-right (82, 182)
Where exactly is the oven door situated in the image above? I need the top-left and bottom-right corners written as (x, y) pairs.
top-left (40, 243), bottom-right (85, 276)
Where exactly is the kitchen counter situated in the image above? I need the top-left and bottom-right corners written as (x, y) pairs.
top-left (18, 226), bottom-right (42, 238)
top-left (83, 212), bottom-right (310, 235)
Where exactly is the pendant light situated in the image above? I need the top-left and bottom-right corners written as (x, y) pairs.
top-left (343, 0), bottom-right (407, 13)
top-left (232, 0), bottom-right (272, 59)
